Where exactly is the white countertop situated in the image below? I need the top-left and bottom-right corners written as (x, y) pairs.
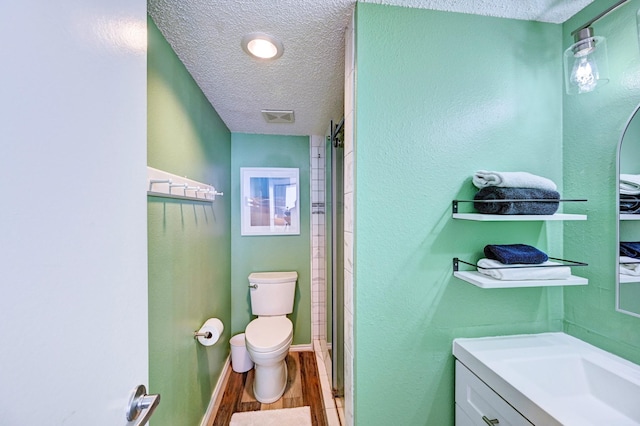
top-left (453, 332), bottom-right (640, 425)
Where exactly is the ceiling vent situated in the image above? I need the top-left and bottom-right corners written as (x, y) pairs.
top-left (261, 109), bottom-right (295, 124)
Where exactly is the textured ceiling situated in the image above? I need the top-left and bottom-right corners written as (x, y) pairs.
top-left (361, 0), bottom-right (592, 24)
top-left (148, 0), bottom-right (592, 137)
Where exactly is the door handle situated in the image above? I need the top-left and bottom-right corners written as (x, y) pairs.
top-left (482, 416), bottom-right (499, 425)
top-left (126, 385), bottom-right (161, 426)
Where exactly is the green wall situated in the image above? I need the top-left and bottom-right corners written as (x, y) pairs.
top-left (231, 133), bottom-right (311, 345)
top-left (354, 4), bottom-right (563, 425)
top-left (147, 17), bottom-right (232, 426)
top-left (563, 0), bottom-right (640, 362)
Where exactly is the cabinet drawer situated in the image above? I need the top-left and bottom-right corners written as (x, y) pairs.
top-left (456, 404), bottom-right (476, 426)
top-left (455, 361), bottom-right (532, 426)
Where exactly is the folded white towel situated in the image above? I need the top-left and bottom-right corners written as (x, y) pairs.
top-left (477, 258), bottom-right (571, 281)
top-left (620, 174), bottom-right (640, 195)
top-left (473, 170), bottom-right (557, 191)
top-left (620, 256), bottom-right (640, 276)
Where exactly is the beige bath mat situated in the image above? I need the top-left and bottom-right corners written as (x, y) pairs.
top-left (229, 406), bottom-right (311, 426)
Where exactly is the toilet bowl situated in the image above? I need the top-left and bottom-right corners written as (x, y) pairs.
top-left (245, 316), bottom-right (293, 403)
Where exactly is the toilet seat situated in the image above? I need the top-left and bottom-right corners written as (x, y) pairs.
top-left (245, 317), bottom-right (293, 353)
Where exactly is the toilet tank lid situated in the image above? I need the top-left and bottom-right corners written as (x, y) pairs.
top-left (249, 271), bottom-right (298, 283)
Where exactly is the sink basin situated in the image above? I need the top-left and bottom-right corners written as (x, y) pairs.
top-left (453, 333), bottom-right (640, 425)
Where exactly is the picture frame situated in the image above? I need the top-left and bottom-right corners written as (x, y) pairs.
top-left (240, 167), bottom-right (300, 236)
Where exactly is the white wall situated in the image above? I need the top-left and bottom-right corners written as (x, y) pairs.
top-left (0, 1), bottom-right (148, 424)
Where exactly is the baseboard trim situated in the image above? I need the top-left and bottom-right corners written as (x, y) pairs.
top-left (200, 355), bottom-right (231, 426)
top-left (289, 343), bottom-right (314, 352)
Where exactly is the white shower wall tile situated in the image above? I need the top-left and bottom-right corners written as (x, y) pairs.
top-left (344, 269), bottom-right (353, 318)
top-left (344, 151), bottom-right (354, 195)
top-left (344, 304), bottom-right (353, 355)
top-left (345, 16), bottom-right (354, 84)
top-left (344, 191), bottom-right (353, 233)
top-left (344, 109), bottom-right (353, 155)
top-left (310, 135), bottom-right (326, 342)
top-left (344, 231), bottom-right (353, 273)
top-left (344, 346), bottom-right (354, 426)
top-left (344, 72), bottom-right (353, 117)
top-left (311, 134), bottom-right (325, 147)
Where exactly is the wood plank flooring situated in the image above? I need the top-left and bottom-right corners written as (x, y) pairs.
top-left (212, 351), bottom-right (327, 426)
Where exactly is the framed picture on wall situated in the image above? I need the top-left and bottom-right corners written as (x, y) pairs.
top-left (240, 167), bottom-right (300, 236)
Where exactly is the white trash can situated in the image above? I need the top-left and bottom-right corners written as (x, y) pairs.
top-left (230, 333), bottom-right (254, 373)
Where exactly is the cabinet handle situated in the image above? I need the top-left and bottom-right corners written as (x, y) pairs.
top-left (482, 416), bottom-right (499, 425)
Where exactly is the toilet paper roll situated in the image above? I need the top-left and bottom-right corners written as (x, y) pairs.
top-left (196, 318), bottom-right (224, 346)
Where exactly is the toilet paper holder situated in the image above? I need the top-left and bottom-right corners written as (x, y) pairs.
top-left (193, 331), bottom-right (212, 339)
top-left (194, 317), bottom-right (224, 346)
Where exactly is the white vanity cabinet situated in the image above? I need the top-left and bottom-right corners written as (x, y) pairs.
top-left (453, 333), bottom-right (640, 425)
top-left (455, 361), bottom-right (532, 426)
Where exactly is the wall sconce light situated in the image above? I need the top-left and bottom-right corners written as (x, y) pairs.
top-left (563, 0), bottom-right (629, 95)
top-left (563, 27), bottom-right (609, 94)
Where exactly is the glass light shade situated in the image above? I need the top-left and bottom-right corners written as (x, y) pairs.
top-left (563, 35), bottom-right (609, 95)
top-left (247, 39), bottom-right (278, 59)
top-left (241, 33), bottom-right (284, 60)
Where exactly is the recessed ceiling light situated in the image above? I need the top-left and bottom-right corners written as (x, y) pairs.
top-left (241, 32), bottom-right (284, 60)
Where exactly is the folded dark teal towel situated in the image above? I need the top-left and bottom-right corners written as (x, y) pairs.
top-left (473, 187), bottom-right (560, 215)
top-left (620, 242), bottom-right (640, 259)
top-left (621, 195), bottom-right (640, 213)
top-left (484, 244), bottom-right (549, 264)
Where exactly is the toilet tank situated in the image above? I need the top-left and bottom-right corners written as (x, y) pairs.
top-left (249, 271), bottom-right (298, 316)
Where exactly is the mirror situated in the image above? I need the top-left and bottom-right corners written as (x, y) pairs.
top-left (617, 105), bottom-right (640, 317)
top-left (240, 167), bottom-right (300, 236)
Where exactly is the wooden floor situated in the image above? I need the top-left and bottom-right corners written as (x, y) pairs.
top-left (212, 351), bottom-right (327, 426)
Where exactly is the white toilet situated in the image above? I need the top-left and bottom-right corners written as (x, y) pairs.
top-left (244, 271), bottom-right (297, 403)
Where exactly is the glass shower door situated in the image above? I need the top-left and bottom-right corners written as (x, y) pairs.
top-left (326, 119), bottom-right (344, 396)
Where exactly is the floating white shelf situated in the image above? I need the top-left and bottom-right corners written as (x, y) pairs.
top-left (620, 214), bottom-right (640, 221)
top-left (453, 271), bottom-right (588, 288)
top-left (620, 274), bottom-right (640, 284)
top-left (453, 213), bottom-right (587, 221)
top-left (147, 166), bottom-right (223, 203)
